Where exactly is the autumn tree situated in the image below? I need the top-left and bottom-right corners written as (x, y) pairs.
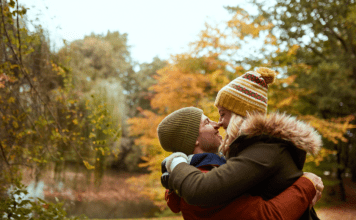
top-left (58, 32), bottom-right (168, 172)
top-left (110, 57), bottom-right (168, 171)
top-left (0, 0), bottom-right (120, 200)
top-left (0, 0), bottom-right (63, 195)
top-left (57, 32), bottom-right (132, 181)
top-left (244, 0), bottom-right (356, 199)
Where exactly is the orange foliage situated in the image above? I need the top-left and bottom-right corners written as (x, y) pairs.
top-left (300, 115), bottom-right (356, 144)
top-left (150, 64), bottom-right (208, 114)
top-left (227, 10), bottom-right (273, 39)
top-left (306, 148), bottom-right (337, 166)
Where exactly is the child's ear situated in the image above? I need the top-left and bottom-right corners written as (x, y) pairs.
top-left (195, 140), bottom-right (199, 146)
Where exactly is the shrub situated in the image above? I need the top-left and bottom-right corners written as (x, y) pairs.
top-left (0, 184), bottom-right (86, 220)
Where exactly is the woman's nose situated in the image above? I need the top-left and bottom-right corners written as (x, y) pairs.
top-left (217, 121), bottom-right (223, 128)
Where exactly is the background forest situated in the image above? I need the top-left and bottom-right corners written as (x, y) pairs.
top-left (1, 0), bottom-right (356, 219)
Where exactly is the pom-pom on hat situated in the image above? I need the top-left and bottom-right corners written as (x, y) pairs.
top-left (157, 107), bottom-right (203, 155)
top-left (214, 67), bottom-right (276, 117)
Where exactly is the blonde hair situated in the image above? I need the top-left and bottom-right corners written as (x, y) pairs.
top-left (219, 113), bottom-right (245, 157)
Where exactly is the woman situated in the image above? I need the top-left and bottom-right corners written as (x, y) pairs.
top-left (164, 67), bottom-right (322, 219)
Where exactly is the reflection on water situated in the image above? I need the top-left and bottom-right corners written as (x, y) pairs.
top-left (24, 180), bottom-right (159, 218)
top-left (50, 198), bottom-right (159, 219)
top-left (7, 181), bottom-right (45, 202)
top-left (26, 181), bottom-right (45, 199)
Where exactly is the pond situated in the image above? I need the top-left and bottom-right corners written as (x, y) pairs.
top-left (49, 197), bottom-right (159, 219)
top-left (25, 180), bottom-right (160, 218)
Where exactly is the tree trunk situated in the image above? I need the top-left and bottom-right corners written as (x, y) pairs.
top-left (337, 148), bottom-right (347, 201)
top-left (111, 137), bottom-right (133, 171)
top-left (352, 164), bottom-right (356, 182)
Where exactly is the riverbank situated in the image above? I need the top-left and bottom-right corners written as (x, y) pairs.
top-left (21, 168), bottom-right (162, 218)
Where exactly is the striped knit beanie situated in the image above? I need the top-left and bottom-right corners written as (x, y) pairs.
top-left (157, 107), bottom-right (203, 155)
top-left (215, 67), bottom-right (276, 117)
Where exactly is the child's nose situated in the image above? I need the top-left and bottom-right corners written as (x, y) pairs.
top-left (213, 121), bottom-right (221, 129)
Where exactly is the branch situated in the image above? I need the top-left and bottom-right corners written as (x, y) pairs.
top-left (314, 5), bottom-right (349, 54)
top-left (7, 163), bottom-right (33, 168)
top-left (326, 26), bottom-right (349, 54)
top-left (0, 5), bottom-right (5, 61)
top-left (0, 141), bottom-right (10, 166)
top-left (16, 0), bottom-right (22, 63)
top-left (306, 45), bottom-right (328, 61)
top-left (0, 0), bottom-right (19, 59)
top-left (3, 86), bottom-right (59, 161)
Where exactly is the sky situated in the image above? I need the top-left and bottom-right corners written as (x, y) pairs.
top-left (20, 0), bottom-right (255, 64)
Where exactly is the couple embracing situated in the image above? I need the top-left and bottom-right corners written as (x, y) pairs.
top-left (158, 67), bottom-right (323, 220)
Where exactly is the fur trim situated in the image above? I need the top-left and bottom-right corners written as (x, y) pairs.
top-left (239, 112), bottom-right (322, 155)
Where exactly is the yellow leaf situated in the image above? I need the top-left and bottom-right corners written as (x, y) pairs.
top-left (10, 64), bottom-right (19, 69)
top-left (99, 147), bottom-right (105, 156)
top-left (8, 97), bottom-right (15, 103)
top-left (12, 121), bottom-right (19, 128)
top-left (287, 44), bottom-right (300, 56)
top-left (89, 133), bottom-right (96, 138)
top-left (83, 160), bottom-right (95, 170)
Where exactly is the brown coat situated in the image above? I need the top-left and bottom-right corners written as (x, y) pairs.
top-left (168, 113), bottom-right (322, 220)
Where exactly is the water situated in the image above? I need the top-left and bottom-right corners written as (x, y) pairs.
top-left (26, 181), bottom-right (46, 199)
top-left (23, 180), bottom-right (159, 218)
top-left (56, 198), bottom-right (159, 219)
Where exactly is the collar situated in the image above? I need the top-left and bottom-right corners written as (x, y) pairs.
top-left (189, 153), bottom-right (226, 168)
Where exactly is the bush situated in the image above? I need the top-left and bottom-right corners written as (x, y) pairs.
top-left (0, 184), bottom-right (86, 220)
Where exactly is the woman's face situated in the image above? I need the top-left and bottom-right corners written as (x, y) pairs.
top-left (217, 106), bottom-right (232, 130)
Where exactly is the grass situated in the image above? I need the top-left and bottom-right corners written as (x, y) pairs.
top-left (90, 217), bottom-right (183, 220)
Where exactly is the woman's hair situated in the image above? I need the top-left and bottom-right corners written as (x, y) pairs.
top-left (219, 113), bottom-right (245, 157)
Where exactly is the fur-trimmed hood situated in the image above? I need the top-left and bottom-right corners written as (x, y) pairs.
top-left (238, 112), bottom-right (322, 155)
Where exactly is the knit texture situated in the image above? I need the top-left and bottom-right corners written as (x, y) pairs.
top-left (215, 67), bottom-right (276, 117)
top-left (157, 107), bottom-right (203, 155)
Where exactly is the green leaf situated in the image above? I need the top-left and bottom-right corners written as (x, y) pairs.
top-left (19, 200), bottom-right (31, 206)
top-left (9, 0), bottom-right (15, 8)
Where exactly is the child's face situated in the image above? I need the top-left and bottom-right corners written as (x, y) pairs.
top-left (217, 106), bottom-right (232, 130)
